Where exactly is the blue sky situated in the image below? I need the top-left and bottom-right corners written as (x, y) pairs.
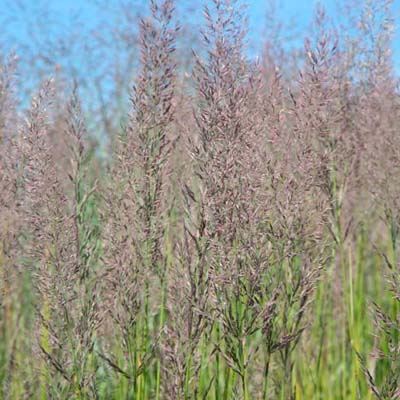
top-left (2, 0), bottom-right (397, 144)
top-left (1, 0), bottom-right (399, 79)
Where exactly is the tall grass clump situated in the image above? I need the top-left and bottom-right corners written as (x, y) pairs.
top-left (101, 1), bottom-right (178, 398)
top-left (0, 0), bottom-right (400, 398)
top-left (20, 80), bottom-right (101, 399)
top-left (0, 53), bottom-right (28, 399)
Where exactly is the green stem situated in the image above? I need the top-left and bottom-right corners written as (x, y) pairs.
top-left (262, 350), bottom-right (271, 400)
top-left (215, 324), bottom-right (221, 400)
top-left (155, 279), bottom-right (166, 400)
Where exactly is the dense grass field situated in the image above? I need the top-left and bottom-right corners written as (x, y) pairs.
top-left (0, 0), bottom-right (399, 398)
